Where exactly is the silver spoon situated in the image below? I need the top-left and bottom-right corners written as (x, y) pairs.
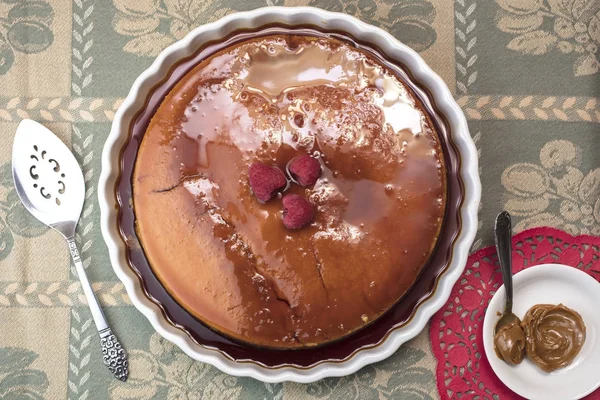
top-left (494, 211), bottom-right (521, 334)
top-left (12, 119), bottom-right (128, 381)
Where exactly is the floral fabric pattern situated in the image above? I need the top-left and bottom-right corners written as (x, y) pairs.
top-left (0, 163), bottom-right (48, 260)
top-left (0, 347), bottom-right (49, 399)
top-left (0, 0), bottom-right (598, 399)
top-left (0, 1), bottom-right (55, 75)
top-left (108, 333), bottom-right (436, 400)
top-left (111, 0), bottom-right (437, 56)
top-left (502, 140), bottom-right (600, 235)
top-left (496, 0), bottom-right (600, 75)
top-left (307, 0), bottom-right (437, 52)
top-left (109, 334), bottom-right (248, 400)
top-left (111, 0), bottom-right (231, 57)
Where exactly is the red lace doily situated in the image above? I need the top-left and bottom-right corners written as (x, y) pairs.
top-left (430, 227), bottom-right (600, 400)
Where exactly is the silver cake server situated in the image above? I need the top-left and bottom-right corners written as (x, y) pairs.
top-left (11, 119), bottom-right (128, 381)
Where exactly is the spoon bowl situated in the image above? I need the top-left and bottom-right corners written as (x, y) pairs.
top-left (494, 312), bottom-right (520, 335)
top-left (12, 119), bottom-right (84, 233)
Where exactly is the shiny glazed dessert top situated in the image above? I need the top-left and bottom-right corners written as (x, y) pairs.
top-left (133, 33), bottom-right (447, 348)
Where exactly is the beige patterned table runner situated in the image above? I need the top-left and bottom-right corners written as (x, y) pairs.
top-left (0, 1), bottom-right (598, 399)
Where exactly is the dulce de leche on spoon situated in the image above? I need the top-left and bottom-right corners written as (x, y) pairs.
top-left (493, 211), bottom-right (526, 365)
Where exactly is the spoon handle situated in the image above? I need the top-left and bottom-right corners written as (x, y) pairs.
top-left (494, 211), bottom-right (514, 313)
top-left (66, 237), bottom-right (129, 382)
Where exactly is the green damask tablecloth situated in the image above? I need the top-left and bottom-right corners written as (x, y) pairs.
top-left (0, 0), bottom-right (598, 399)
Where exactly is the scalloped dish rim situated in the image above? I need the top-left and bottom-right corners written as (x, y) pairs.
top-left (98, 6), bottom-right (481, 383)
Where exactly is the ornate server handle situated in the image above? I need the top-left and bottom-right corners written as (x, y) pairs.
top-left (67, 236), bottom-right (129, 381)
top-left (99, 328), bottom-right (129, 382)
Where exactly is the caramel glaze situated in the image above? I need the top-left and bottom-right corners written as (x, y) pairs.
top-left (133, 34), bottom-right (447, 348)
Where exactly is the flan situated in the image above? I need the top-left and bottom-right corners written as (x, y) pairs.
top-left (132, 33), bottom-right (447, 348)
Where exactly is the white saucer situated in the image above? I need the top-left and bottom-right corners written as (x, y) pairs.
top-left (483, 263), bottom-right (600, 400)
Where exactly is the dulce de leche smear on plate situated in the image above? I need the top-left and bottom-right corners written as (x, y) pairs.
top-left (133, 34), bottom-right (447, 348)
top-left (522, 304), bottom-right (586, 372)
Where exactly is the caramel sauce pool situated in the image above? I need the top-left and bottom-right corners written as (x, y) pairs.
top-left (133, 34), bottom-right (447, 348)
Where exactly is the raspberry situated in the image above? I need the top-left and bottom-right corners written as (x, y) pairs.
top-left (248, 162), bottom-right (288, 203)
top-left (287, 154), bottom-right (321, 187)
top-left (282, 194), bottom-right (315, 229)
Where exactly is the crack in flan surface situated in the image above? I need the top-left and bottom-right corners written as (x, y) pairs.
top-left (213, 210), bottom-right (297, 316)
top-left (209, 210), bottom-right (303, 343)
top-left (311, 248), bottom-right (328, 292)
top-left (151, 174), bottom-right (203, 194)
